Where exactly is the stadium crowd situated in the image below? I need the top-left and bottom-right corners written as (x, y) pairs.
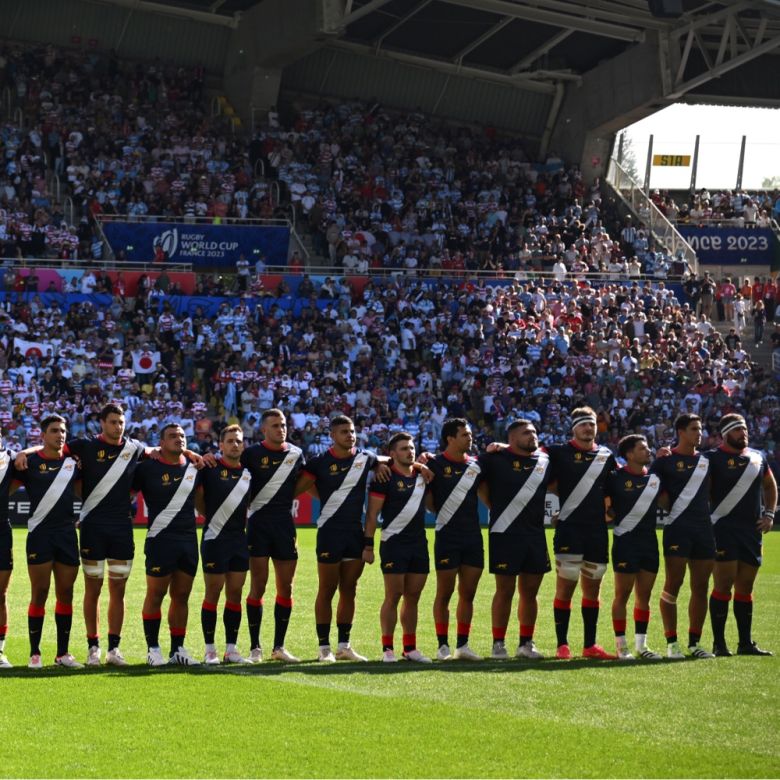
top-left (654, 188), bottom-right (780, 227)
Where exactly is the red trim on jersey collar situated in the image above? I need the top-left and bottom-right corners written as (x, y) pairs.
top-left (671, 446), bottom-right (699, 456)
top-left (97, 434), bottom-right (125, 446)
top-left (217, 457), bottom-right (242, 470)
top-left (38, 449), bottom-right (65, 461)
top-left (261, 440), bottom-right (286, 452)
top-left (718, 443), bottom-right (747, 455)
top-left (328, 446), bottom-right (356, 460)
top-left (569, 439), bottom-right (597, 452)
top-left (442, 451), bottom-right (469, 463)
top-left (390, 464), bottom-right (415, 477)
top-left (622, 464), bottom-right (648, 476)
top-left (160, 454), bottom-right (185, 466)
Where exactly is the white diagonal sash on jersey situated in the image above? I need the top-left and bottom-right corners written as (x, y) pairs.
top-left (204, 471), bottom-right (251, 541)
top-left (317, 452), bottom-right (370, 528)
top-left (710, 451), bottom-right (762, 524)
top-left (381, 474), bottom-right (426, 541)
top-left (435, 462), bottom-right (481, 531)
top-left (664, 457), bottom-right (709, 526)
top-left (248, 447), bottom-right (302, 516)
top-left (490, 454), bottom-right (549, 534)
top-left (147, 464), bottom-right (199, 538)
top-left (613, 476), bottom-right (660, 537)
top-left (28, 458), bottom-right (77, 533)
top-left (0, 451), bottom-right (12, 485)
top-left (558, 448), bottom-right (611, 522)
top-left (79, 439), bottom-right (138, 522)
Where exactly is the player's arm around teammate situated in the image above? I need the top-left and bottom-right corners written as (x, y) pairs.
top-left (708, 414), bottom-right (777, 656)
top-left (364, 432), bottom-right (432, 663)
top-left (195, 425), bottom-right (253, 665)
top-left (0, 428), bottom-right (15, 668)
top-left (479, 420), bottom-right (551, 661)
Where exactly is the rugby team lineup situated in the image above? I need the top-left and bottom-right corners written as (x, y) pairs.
top-left (0, 402), bottom-right (773, 669)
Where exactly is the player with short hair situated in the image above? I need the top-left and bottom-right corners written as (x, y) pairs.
top-left (606, 434), bottom-right (663, 661)
top-left (195, 424), bottom-right (253, 664)
top-left (295, 414), bottom-right (389, 662)
top-left (242, 409), bottom-right (304, 663)
top-left (478, 420), bottom-right (551, 660)
top-left (133, 424), bottom-right (201, 666)
top-left (547, 407), bottom-right (617, 660)
top-left (364, 432), bottom-right (431, 663)
top-left (651, 413), bottom-right (716, 659)
top-left (0, 427), bottom-right (15, 668)
top-left (11, 415), bottom-right (82, 668)
top-left (426, 418), bottom-right (484, 661)
top-left (707, 414), bottom-right (776, 656)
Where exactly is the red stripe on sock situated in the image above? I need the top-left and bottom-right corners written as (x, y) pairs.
top-left (734, 592), bottom-right (753, 603)
top-left (201, 600), bottom-right (218, 612)
top-left (27, 604), bottom-right (45, 618)
top-left (0, 624), bottom-right (7, 634)
top-left (170, 627), bottom-right (186, 637)
top-left (633, 608), bottom-right (650, 622)
top-left (142, 612), bottom-right (162, 621)
top-left (275, 595), bottom-right (293, 608)
top-left (54, 601), bottom-right (73, 616)
top-left (381, 634), bottom-right (393, 647)
top-left (612, 619), bottom-right (627, 633)
top-left (456, 622), bottom-right (471, 636)
top-left (402, 633), bottom-right (416, 647)
top-left (689, 629), bottom-right (701, 639)
top-left (492, 626), bottom-right (506, 640)
top-left (711, 590), bottom-right (731, 602)
top-left (87, 634), bottom-right (99, 640)
top-left (246, 597), bottom-right (263, 608)
top-left (434, 622), bottom-right (448, 635)
top-left (520, 624), bottom-right (535, 637)
top-left (553, 598), bottom-right (571, 611)
top-left (224, 601), bottom-right (242, 613)
top-left (582, 598), bottom-right (600, 609)
top-left (664, 630), bottom-right (677, 639)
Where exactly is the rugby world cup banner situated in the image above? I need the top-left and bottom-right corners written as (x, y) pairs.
top-left (102, 221), bottom-right (290, 267)
top-left (677, 226), bottom-right (780, 268)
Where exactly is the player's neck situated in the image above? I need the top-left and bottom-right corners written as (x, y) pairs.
top-left (329, 445), bottom-right (354, 459)
top-left (160, 452), bottom-right (184, 465)
top-left (98, 433), bottom-right (123, 446)
top-left (391, 463), bottom-right (415, 477)
top-left (443, 448), bottom-right (468, 462)
top-left (719, 442), bottom-right (746, 454)
top-left (509, 445), bottom-right (535, 457)
top-left (672, 443), bottom-right (698, 456)
top-left (41, 446), bottom-right (64, 460)
top-left (624, 463), bottom-right (647, 476)
top-left (262, 439), bottom-right (285, 451)
top-left (569, 438), bottom-right (596, 451)
top-left (219, 456), bottom-right (241, 468)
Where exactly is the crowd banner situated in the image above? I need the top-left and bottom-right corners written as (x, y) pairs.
top-left (102, 221), bottom-right (290, 267)
top-left (677, 226), bottom-right (780, 268)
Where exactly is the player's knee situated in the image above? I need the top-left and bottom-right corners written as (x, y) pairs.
top-left (660, 590), bottom-right (677, 604)
top-left (107, 560), bottom-right (132, 580)
top-left (555, 555), bottom-right (583, 582)
top-left (581, 561), bottom-right (607, 581)
top-left (82, 560), bottom-right (105, 579)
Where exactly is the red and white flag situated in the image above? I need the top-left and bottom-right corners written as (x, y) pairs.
top-left (14, 337), bottom-right (52, 359)
top-left (131, 350), bottom-right (161, 374)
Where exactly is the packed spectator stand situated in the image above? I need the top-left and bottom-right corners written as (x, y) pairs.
top-left (0, 41), bottom-right (778, 479)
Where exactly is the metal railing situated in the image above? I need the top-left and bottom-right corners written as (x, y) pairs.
top-left (95, 214), bottom-right (290, 227)
top-left (4, 257), bottom-right (193, 272)
top-left (607, 158), bottom-right (699, 275)
top-left (253, 158), bottom-right (265, 178)
top-left (63, 196), bottom-right (75, 228)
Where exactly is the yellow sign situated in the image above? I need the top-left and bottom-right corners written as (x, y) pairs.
top-left (652, 154), bottom-right (691, 166)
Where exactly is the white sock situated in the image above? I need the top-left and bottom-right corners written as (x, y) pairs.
top-left (0, 637), bottom-right (5, 652)
top-left (616, 635), bottom-right (628, 649)
top-left (205, 643), bottom-right (216, 653)
top-left (225, 643), bottom-right (236, 653)
top-left (635, 633), bottom-right (647, 651)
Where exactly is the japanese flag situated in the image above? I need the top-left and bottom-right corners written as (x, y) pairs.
top-left (131, 350), bottom-right (161, 374)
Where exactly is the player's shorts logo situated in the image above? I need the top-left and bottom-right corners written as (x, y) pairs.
top-left (383, 562), bottom-right (394, 569)
top-left (28, 552), bottom-right (37, 560)
top-left (716, 549), bottom-right (725, 557)
top-left (151, 566), bottom-right (161, 573)
top-left (320, 551), bottom-right (330, 558)
top-left (205, 562), bottom-right (216, 569)
top-left (617, 562), bottom-right (627, 569)
top-left (439, 557), bottom-right (449, 564)
top-left (496, 563), bottom-right (508, 570)
top-left (669, 545), bottom-right (679, 551)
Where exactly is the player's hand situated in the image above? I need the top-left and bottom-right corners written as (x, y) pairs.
top-left (200, 452), bottom-right (218, 468)
top-left (757, 513), bottom-right (774, 533)
top-left (147, 447), bottom-right (162, 461)
top-left (417, 464), bottom-right (434, 484)
top-left (184, 450), bottom-right (207, 469)
top-left (374, 463), bottom-right (392, 483)
top-left (655, 447), bottom-right (672, 458)
top-left (605, 508), bottom-right (615, 523)
top-left (550, 512), bottom-right (560, 528)
top-left (14, 451), bottom-right (29, 470)
top-left (362, 548), bottom-right (375, 565)
top-left (486, 442), bottom-right (508, 453)
top-left (416, 451), bottom-right (433, 464)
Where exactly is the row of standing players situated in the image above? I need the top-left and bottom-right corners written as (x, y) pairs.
top-left (0, 403), bottom-right (774, 668)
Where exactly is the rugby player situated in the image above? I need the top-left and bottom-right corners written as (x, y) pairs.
top-left (426, 418), bottom-right (484, 661)
top-left (294, 414), bottom-right (390, 662)
top-left (0, 427), bottom-right (14, 668)
top-left (651, 413), bottom-right (716, 659)
top-left (133, 424), bottom-right (201, 666)
top-left (478, 419), bottom-right (551, 660)
top-left (10, 415), bottom-right (82, 668)
top-left (547, 407), bottom-right (617, 660)
top-left (707, 414), bottom-right (776, 656)
top-left (605, 434), bottom-right (663, 661)
top-left (195, 424), bottom-right (253, 664)
top-left (364, 432), bottom-right (431, 663)
top-left (242, 409), bottom-right (304, 663)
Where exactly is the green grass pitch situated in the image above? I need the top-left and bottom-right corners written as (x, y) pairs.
top-left (2, 528), bottom-right (779, 779)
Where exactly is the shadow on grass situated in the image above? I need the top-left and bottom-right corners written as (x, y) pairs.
top-left (0, 655), bottom-right (707, 679)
